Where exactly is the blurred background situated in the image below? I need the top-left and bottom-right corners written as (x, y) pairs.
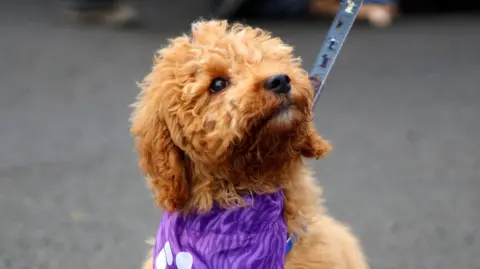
top-left (0, 0), bottom-right (479, 269)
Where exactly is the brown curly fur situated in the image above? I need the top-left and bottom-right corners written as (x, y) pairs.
top-left (131, 20), bottom-right (368, 269)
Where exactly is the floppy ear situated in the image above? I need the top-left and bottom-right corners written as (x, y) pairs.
top-left (130, 87), bottom-right (189, 212)
top-left (301, 122), bottom-right (333, 159)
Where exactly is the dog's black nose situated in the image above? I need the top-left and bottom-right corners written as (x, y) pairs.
top-left (264, 74), bottom-right (291, 94)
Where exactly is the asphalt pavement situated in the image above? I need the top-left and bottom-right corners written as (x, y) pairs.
top-left (0, 1), bottom-right (479, 269)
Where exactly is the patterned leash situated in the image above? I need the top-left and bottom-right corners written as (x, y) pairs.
top-left (309, 0), bottom-right (364, 110)
top-left (285, 0), bottom-right (362, 254)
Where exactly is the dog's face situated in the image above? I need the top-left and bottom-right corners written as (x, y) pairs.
top-left (131, 21), bottom-right (331, 211)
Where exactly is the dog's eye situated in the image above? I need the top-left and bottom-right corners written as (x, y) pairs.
top-left (209, 77), bottom-right (229, 93)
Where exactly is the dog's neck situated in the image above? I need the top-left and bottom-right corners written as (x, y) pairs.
top-left (182, 132), bottom-right (306, 213)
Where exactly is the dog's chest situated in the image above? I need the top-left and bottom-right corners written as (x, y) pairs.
top-left (153, 191), bottom-right (287, 269)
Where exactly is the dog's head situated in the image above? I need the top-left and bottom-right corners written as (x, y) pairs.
top-left (131, 20), bottom-right (331, 212)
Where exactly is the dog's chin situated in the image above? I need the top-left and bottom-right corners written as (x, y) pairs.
top-left (264, 106), bottom-right (303, 133)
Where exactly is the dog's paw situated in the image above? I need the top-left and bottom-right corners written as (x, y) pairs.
top-left (155, 241), bottom-right (193, 269)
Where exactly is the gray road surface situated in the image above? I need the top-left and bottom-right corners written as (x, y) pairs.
top-left (0, 1), bottom-right (479, 269)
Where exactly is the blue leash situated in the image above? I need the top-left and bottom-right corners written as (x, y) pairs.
top-left (310, 0), bottom-right (364, 109)
top-left (285, 0), bottom-right (363, 254)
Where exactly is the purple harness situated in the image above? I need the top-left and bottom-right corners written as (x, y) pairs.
top-left (153, 191), bottom-right (287, 269)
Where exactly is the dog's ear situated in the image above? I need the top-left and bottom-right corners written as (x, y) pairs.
top-left (130, 87), bottom-right (189, 212)
top-left (301, 122), bottom-right (332, 159)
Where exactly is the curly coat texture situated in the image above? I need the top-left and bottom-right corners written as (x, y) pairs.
top-left (131, 20), bottom-right (368, 269)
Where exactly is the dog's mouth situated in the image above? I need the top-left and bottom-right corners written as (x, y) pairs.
top-left (250, 98), bottom-right (300, 132)
top-left (235, 97), bottom-right (305, 154)
top-left (270, 99), bottom-right (293, 119)
top-left (262, 97), bottom-right (288, 117)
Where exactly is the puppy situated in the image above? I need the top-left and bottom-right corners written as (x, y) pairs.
top-left (131, 20), bottom-right (368, 269)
